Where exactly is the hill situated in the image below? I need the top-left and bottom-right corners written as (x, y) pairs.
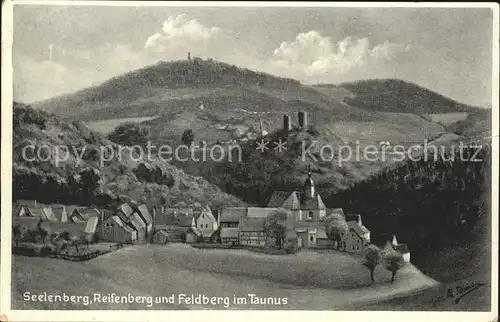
top-left (331, 79), bottom-right (482, 114)
top-left (12, 102), bottom-right (245, 209)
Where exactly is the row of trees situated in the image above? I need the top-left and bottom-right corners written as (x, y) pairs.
top-left (12, 222), bottom-right (91, 255)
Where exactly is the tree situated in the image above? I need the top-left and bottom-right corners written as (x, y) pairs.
top-left (264, 210), bottom-right (288, 249)
top-left (108, 122), bottom-right (150, 147)
top-left (49, 232), bottom-right (59, 245)
top-left (36, 221), bottom-right (48, 244)
top-left (362, 244), bottom-right (381, 283)
top-left (181, 129), bottom-right (195, 147)
top-left (12, 225), bottom-right (22, 248)
top-left (383, 249), bottom-right (405, 284)
top-left (70, 236), bottom-right (80, 254)
top-left (324, 213), bottom-right (348, 250)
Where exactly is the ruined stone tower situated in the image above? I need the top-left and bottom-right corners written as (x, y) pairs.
top-left (298, 111), bottom-right (308, 128)
top-left (283, 114), bottom-right (292, 133)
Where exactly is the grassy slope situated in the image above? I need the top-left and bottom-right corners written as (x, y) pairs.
top-left (12, 244), bottom-right (437, 310)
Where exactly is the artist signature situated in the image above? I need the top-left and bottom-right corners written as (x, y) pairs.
top-left (446, 280), bottom-right (486, 304)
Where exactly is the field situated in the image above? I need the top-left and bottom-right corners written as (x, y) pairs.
top-left (422, 113), bottom-right (469, 126)
top-left (85, 116), bottom-right (158, 135)
top-left (12, 243), bottom-right (437, 310)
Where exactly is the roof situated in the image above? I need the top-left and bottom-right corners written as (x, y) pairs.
top-left (119, 203), bottom-right (134, 218)
top-left (157, 208), bottom-right (194, 226)
top-left (78, 207), bottom-right (101, 220)
top-left (348, 221), bottom-right (370, 240)
top-left (85, 216), bottom-right (99, 234)
top-left (394, 244), bottom-right (410, 254)
top-left (267, 191), bottom-right (292, 208)
top-left (220, 227), bottom-right (239, 238)
top-left (42, 207), bottom-right (58, 222)
top-left (198, 206), bottom-right (217, 222)
top-left (219, 207), bottom-right (247, 223)
top-left (12, 205), bottom-right (22, 217)
top-left (239, 217), bottom-right (266, 232)
top-left (26, 208), bottom-right (47, 220)
top-left (246, 207), bottom-right (282, 218)
top-left (301, 193), bottom-right (327, 210)
top-left (129, 213), bottom-right (147, 230)
top-left (107, 216), bottom-right (135, 233)
top-left (155, 230), bottom-right (169, 237)
top-left (39, 222), bottom-right (87, 236)
top-left (137, 204), bottom-right (153, 225)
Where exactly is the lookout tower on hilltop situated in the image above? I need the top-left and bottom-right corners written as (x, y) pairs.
top-left (188, 52), bottom-right (191, 61)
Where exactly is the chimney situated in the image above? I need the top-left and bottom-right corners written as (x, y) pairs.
top-left (298, 111), bottom-right (308, 128)
top-left (283, 114), bottom-right (291, 133)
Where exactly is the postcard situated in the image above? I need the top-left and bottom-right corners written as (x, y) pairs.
top-left (1, 1), bottom-right (498, 321)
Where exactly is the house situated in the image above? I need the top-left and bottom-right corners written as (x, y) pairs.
top-left (238, 217), bottom-right (267, 247)
top-left (220, 228), bottom-right (239, 245)
top-left (344, 223), bottom-right (370, 254)
top-left (99, 215), bottom-right (137, 243)
top-left (219, 208), bottom-right (247, 244)
top-left (195, 206), bottom-right (218, 239)
top-left (394, 244), bottom-right (411, 263)
top-left (390, 235), bottom-right (411, 263)
top-left (152, 230), bottom-right (170, 245)
top-left (346, 214), bottom-right (370, 241)
top-left (136, 204), bottom-right (153, 236)
top-left (128, 213), bottom-right (147, 241)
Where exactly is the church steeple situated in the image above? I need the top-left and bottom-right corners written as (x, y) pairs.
top-left (303, 164), bottom-right (315, 199)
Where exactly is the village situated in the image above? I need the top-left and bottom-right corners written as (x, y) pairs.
top-left (11, 111), bottom-right (410, 263)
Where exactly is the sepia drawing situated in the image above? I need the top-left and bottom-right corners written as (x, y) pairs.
top-left (1, 1), bottom-right (498, 319)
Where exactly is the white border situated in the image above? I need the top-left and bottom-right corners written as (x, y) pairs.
top-left (1, 1), bottom-right (498, 321)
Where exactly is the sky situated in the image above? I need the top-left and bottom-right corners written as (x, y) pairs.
top-left (12, 4), bottom-right (494, 107)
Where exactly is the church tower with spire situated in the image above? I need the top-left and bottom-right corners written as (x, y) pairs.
top-left (303, 164), bottom-right (315, 200)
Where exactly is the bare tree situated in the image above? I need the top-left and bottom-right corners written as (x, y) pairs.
top-left (362, 244), bottom-right (381, 283)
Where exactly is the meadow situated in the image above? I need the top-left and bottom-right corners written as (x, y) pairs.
top-left (12, 244), bottom-right (437, 310)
